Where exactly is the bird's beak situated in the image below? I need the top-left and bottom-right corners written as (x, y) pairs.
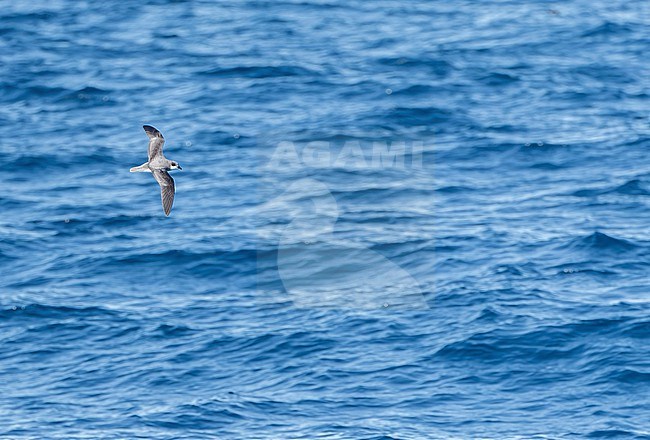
top-left (178, 165), bottom-right (183, 170)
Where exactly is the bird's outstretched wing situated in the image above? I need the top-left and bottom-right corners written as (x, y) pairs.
top-left (152, 169), bottom-right (175, 216)
top-left (143, 125), bottom-right (165, 162)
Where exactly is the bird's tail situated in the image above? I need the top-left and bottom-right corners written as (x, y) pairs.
top-left (130, 163), bottom-right (151, 172)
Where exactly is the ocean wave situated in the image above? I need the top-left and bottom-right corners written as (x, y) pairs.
top-left (2, 0), bottom-right (649, 437)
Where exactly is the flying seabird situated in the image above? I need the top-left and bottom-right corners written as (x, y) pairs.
top-left (130, 125), bottom-right (182, 216)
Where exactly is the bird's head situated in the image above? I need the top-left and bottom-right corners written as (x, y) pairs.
top-left (170, 161), bottom-right (183, 170)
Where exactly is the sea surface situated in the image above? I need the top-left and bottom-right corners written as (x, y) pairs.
top-left (1, 1), bottom-right (650, 438)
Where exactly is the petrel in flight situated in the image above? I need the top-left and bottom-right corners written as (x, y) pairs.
top-left (130, 125), bottom-right (182, 216)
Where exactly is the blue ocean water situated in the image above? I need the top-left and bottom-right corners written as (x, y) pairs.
top-left (1, 0), bottom-right (650, 438)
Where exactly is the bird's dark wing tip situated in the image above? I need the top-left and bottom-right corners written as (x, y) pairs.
top-left (143, 125), bottom-right (164, 139)
top-left (161, 195), bottom-right (173, 216)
